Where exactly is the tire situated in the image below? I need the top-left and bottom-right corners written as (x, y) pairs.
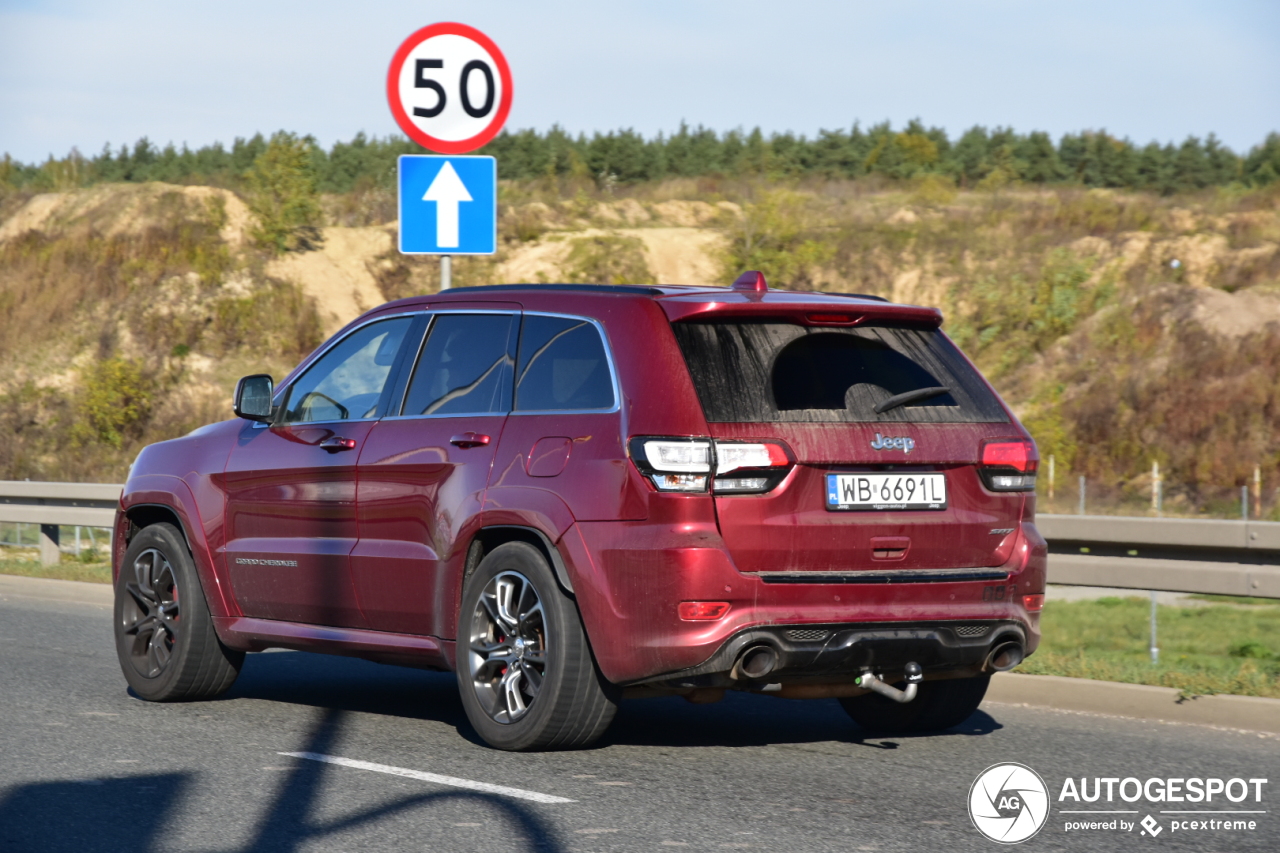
top-left (456, 542), bottom-right (619, 751)
top-left (114, 522), bottom-right (243, 701)
top-left (839, 674), bottom-right (990, 734)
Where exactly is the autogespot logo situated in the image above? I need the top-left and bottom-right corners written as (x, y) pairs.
top-left (969, 763), bottom-right (1051, 844)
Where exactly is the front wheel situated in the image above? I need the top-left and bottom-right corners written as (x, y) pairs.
top-left (114, 523), bottom-right (243, 701)
top-left (839, 674), bottom-right (990, 734)
top-left (457, 542), bottom-right (619, 751)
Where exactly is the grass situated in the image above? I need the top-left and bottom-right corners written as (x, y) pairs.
top-left (1016, 596), bottom-right (1280, 698)
top-left (0, 549), bottom-right (111, 584)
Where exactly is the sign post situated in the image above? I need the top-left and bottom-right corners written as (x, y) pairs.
top-left (386, 23), bottom-right (512, 288)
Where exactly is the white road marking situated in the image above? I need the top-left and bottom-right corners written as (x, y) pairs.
top-left (279, 752), bottom-right (576, 804)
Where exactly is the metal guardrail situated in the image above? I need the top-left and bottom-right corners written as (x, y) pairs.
top-left (0, 481), bottom-right (120, 564)
top-left (0, 484), bottom-right (1276, 597)
top-left (1037, 514), bottom-right (1280, 552)
top-left (1037, 514), bottom-right (1279, 599)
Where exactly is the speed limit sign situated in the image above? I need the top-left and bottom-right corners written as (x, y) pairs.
top-left (386, 23), bottom-right (513, 154)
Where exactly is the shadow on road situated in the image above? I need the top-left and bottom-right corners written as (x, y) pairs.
top-left (0, 704), bottom-right (564, 853)
top-left (222, 649), bottom-right (468, 727)
top-left (0, 773), bottom-right (189, 852)
top-left (601, 692), bottom-right (1003, 748)
top-left (0, 651), bottom-right (1006, 851)
top-left (221, 648), bottom-right (1004, 750)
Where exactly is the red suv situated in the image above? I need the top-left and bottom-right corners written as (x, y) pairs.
top-left (112, 273), bottom-right (1046, 750)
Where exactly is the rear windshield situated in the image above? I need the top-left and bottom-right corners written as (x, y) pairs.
top-left (671, 321), bottom-right (1008, 424)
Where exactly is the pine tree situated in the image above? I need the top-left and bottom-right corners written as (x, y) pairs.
top-left (1243, 133), bottom-right (1280, 186)
top-left (1058, 133), bottom-right (1087, 183)
top-left (1172, 136), bottom-right (1210, 192)
top-left (949, 126), bottom-right (992, 186)
top-left (1203, 133), bottom-right (1239, 185)
top-left (1135, 142), bottom-right (1171, 192)
top-left (244, 131), bottom-right (323, 254)
top-left (1019, 131), bottom-right (1063, 182)
top-left (1097, 134), bottom-right (1137, 188)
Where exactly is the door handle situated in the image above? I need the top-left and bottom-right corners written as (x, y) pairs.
top-left (450, 433), bottom-right (491, 449)
top-left (319, 436), bottom-right (358, 452)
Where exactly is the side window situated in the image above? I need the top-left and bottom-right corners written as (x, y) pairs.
top-left (281, 317), bottom-right (414, 423)
top-left (515, 315), bottom-right (615, 412)
top-left (401, 313), bottom-right (515, 416)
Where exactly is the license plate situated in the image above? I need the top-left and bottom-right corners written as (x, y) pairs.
top-left (826, 473), bottom-right (947, 511)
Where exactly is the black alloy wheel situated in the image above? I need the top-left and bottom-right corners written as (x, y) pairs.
top-left (119, 547), bottom-right (181, 678)
top-left (113, 523), bottom-right (243, 701)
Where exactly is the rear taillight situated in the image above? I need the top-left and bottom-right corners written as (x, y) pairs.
top-left (711, 441), bottom-right (792, 494)
top-left (979, 438), bottom-right (1039, 491)
top-left (629, 438), bottom-right (712, 491)
top-left (629, 438), bottom-right (793, 494)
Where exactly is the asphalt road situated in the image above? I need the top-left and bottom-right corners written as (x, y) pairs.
top-left (1, 577), bottom-right (1276, 853)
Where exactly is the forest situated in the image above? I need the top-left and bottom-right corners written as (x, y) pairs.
top-left (5, 120), bottom-right (1280, 197)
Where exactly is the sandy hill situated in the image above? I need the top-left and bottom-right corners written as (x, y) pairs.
top-left (0, 179), bottom-right (1278, 514)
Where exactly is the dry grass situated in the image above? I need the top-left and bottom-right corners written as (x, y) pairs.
top-left (2, 178), bottom-right (1279, 500)
top-left (0, 185), bottom-right (323, 482)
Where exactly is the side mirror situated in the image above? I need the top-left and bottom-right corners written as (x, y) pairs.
top-left (234, 374), bottom-right (274, 422)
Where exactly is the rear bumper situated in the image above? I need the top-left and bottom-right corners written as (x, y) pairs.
top-left (562, 509), bottom-right (1047, 685)
top-left (633, 619), bottom-right (1027, 687)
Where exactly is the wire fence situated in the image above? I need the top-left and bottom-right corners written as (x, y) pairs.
top-left (0, 522), bottom-right (108, 559)
top-left (1038, 457), bottom-right (1274, 520)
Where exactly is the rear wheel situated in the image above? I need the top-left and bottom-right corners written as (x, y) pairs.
top-left (839, 674), bottom-right (990, 734)
top-left (457, 542), bottom-right (619, 751)
top-left (114, 523), bottom-right (243, 701)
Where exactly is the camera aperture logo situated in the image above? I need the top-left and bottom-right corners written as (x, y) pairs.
top-left (969, 763), bottom-right (1051, 844)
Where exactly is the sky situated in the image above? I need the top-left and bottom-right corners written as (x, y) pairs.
top-left (1, 0), bottom-right (1277, 164)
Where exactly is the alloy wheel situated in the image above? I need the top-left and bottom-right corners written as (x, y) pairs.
top-left (120, 548), bottom-right (181, 678)
top-left (467, 571), bottom-right (547, 723)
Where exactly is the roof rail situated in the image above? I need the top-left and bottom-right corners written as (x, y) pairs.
top-left (438, 283), bottom-right (665, 296)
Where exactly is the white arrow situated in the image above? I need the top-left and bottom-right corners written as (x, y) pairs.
top-left (422, 161), bottom-right (472, 248)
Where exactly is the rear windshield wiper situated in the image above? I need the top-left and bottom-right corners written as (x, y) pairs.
top-left (874, 386), bottom-right (951, 414)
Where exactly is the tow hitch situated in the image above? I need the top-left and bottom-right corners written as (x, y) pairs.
top-left (855, 662), bottom-right (923, 703)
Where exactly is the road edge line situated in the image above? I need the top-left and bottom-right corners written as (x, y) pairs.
top-left (987, 672), bottom-right (1280, 734)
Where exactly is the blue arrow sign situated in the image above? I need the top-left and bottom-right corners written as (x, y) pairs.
top-left (398, 155), bottom-right (496, 255)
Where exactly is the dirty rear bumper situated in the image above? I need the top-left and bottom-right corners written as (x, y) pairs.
top-left (634, 619), bottom-right (1027, 687)
top-left (563, 509), bottom-right (1047, 685)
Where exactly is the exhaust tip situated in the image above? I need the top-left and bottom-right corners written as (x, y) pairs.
top-left (737, 644), bottom-right (779, 679)
top-left (986, 640), bottom-right (1024, 672)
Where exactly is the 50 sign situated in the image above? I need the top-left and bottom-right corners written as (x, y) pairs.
top-left (387, 23), bottom-right (513, 154)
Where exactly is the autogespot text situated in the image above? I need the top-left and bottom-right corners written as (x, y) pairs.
top-left (1058, 776), bottom-right (1267, 838)
top-left (1058, 776), bottom-right (1268, 803)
